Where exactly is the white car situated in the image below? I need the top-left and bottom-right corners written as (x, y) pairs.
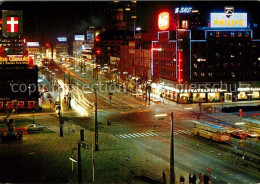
top-left (26, 124), bottom-right (45, 131)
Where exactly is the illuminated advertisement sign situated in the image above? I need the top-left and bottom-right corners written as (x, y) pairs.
top-left (57, 37), bottom-right (67, 42)
top-left (27, 42), bottom-right (39, 47)
top-left (210, 13), bottom-right (247, 28)
top-left (74, 35), bottom-right (85, 41)
top-left (158, 12), bottom-right (169, 31)
top-left (0, 55), bottom-right (31, 65)
top-left (175, 7), bottom-right (192, 14)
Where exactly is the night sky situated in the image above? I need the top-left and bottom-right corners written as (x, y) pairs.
top-left (1, 1), bottom-right (260, 43)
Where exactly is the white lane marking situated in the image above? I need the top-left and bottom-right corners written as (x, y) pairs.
top-left (223, 171), bottom-right (227, 173)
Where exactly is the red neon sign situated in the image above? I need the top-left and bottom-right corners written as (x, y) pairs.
top-left (158, 12), bottom-right (169, 30)
top-left (177, 51), bottom-right (183, 83)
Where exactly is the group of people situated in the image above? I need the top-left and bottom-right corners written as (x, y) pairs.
top-left (162, 172), bottom-right (210, 184)
top-left (180, 173), bottom-right (210, 184)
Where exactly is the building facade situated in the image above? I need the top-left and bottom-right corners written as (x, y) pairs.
top-left (152, 7), bottom-right (260, 103)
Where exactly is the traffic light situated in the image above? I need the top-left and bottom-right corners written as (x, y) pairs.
top-left (96, 48), bottom-right (101, 56)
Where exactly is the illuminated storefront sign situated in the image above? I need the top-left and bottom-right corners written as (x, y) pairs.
top-left (27, 42), bottom-right (39, 47)
top-left (74, 35), bottom-right (85, 41)
top-left (0, 55), bottom-right (30, 65)
top-left (175, 7), bottom-right (192, 14)
top-left (57, 37), bottom-right (67, 42)
top-left (158, 12), bottom-right (169, 30)
top-left (210, 13), bottom-right (247, 28)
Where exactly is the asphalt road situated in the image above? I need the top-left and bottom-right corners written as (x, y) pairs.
top-left (38, 60), bottom-right (260, 183)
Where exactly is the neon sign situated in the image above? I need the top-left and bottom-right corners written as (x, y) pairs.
top-left (158, 12), bottom-right (169, 31)
top-left (177, 51), bottom-right (183, 83)
top-left (175, 7), bottom-right (192, 14)
top-left (210, 13), bottom-right (247, 28)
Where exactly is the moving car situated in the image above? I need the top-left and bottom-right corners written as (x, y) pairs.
top-left (26, 124), bottom-right (45, 131)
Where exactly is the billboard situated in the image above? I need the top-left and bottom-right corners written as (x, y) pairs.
top-left (158, 12), bottom-right (169, 31)
top-left (210, 13), bottom-right (247, 28)
top-left (2, 10), bottom-right (23, 37)
top-left (74, 35), bottom-right (85, 41)
top-left (27, 42), bottom-right (39, 47)
top-left (57, 37), bottom-right (67, 42)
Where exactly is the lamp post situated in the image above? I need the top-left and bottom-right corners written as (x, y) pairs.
top-left (94, 89), bottom-right (99, 151)
top-left (170, 112), bottom-right (175, 184)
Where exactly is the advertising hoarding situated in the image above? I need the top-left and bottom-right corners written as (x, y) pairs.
top-left (74, 35), bottom-right (85, 41)
top-left (210, 13), bottom-right (247, 28)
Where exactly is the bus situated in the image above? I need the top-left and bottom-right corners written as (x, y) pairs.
top-left (193, 121), bottom-right (231, 142)
top-left (243, 118), bottom-right (260, 137)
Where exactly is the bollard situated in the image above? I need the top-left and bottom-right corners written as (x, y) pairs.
top-left (80, 129), bottom-right (84, 141)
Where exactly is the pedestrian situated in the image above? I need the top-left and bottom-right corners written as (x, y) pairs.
top-left (189, 174), bottom-right (192, 184)
top-left (192, 174), bottom-right (197, 184)
top-left (162, 171), bottom-right (166, 184)
top-left (180, 175), bottom-right (185, 184)
top-left (204, 174), bottom-right (209, 184)
top-left (199, 173), bottom-right (203, 184)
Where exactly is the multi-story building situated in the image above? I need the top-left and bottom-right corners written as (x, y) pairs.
top-left (106, 1), bottom-right (137, 31)
top-left (0, 10), bottom-right (39, 111)
top-left (152, 7), bottom-right (260, 103)
top-left (56, 36), bottom-right (68, 58)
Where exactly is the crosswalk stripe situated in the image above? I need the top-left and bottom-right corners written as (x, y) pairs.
top-left (140, 132), bottom-right (150, 136)
top-left (145, 132), bottom-right (155, 136)
top-left (122, 134), bottom-right (131, 138)
top-left (132, 133), bottom-right (141, 137)
top-left (128, 134), bottom-right (136, 138)
top-left (136, 133), bottom-right (146, 137)
top-left (115, 132), bottom-right (159, 139)
top-left (149, 132), bottom-right (157, 136)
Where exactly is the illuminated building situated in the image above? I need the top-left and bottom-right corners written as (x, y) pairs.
top-left (106, 1), bottom-right (137, 31)
top-left (152, 7), bottom-right (260, 103)
top-left (56, 37), bottom-right (68, 57)
top-left (0, 10), bottom-right (39, 111)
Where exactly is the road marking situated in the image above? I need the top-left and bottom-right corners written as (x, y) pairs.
top-left (115, 132), bottom-right (158, 139)
top-left (150, 132), bottom-right (157, 136)
top-left (185, 162), bottom-right (191, 167)
top-left (223, 171), bottom-right (227, 173)
top-left (236, 177), bottom-right (240, 179)
top-left (132, 133), bottom-right (141, 137)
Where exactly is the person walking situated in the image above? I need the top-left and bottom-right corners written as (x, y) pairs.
top-left (180, 176), bottom-right (185, 184)
top-left (189, 174), bottom-right (192, 184)
top-left (162, 171), bottom-right (166, 184)
top-left (192, 174), bottom-right (197, 184)
top-left (199, 173), bottom-right (203, 184)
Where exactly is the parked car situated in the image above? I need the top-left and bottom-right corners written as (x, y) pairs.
top-left (26, 124), bottom-right (45, 131)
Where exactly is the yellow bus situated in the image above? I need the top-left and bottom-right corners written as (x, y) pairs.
top-left (193, 121), bottom-right (231, 142)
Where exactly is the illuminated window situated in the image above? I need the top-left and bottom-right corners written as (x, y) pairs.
top-left (193, 72), bottom-right (197, 77)
top-left (201, 73), bottom-right (205, 77)
top-left (182, 20), bottom-right (189, 29)
top-left (194, 63), bottom-right (197, 68)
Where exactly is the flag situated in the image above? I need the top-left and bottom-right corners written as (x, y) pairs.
top-left (2, 10), bottom-right (23, 37)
